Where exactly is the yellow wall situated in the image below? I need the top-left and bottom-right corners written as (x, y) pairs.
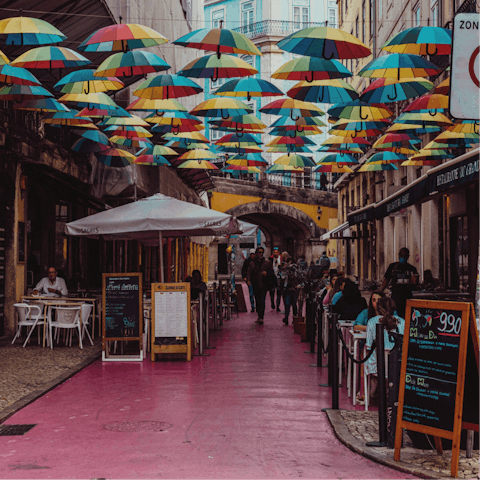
top-left (210, 191), bottom-right (338, 231)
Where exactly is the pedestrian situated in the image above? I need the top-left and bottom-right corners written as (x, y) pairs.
top-left (282, 257), bottom-right (298, 325)
top-left (318, 251), bottom-right (330, 273)
top-left (380, 247), bottom-right (418, 318)
top-left (247, 246), bottom-right (274, 325)
top-left (241, 249), bottom-right (256, 312)
top-left (320, 172), bottom-right (328, 191)
top-left (269, 247), bottom-right (282, 311)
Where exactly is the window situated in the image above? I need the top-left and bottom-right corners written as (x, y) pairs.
top-left (293, 0), bottom-right (310, 29)
top-left (413, 3), bottom-right (420, 26)
top-left (212, 9), bottom-right (224, 29)
top-left (370, 0), bottom-right (374, 38)
top-left (241, 2), bottom-right (254, 33)
top-left (210, 75), bottom-right (226, 90)
top-left (355, 16), bottom-right (359, 39)
top-left (210, 128), bottom-right (223, 141)
top-left (431, 0), bottom-right (439, 26)
top-left (328, 8), bottom-right (337, 27)
top-left (362, 1), bottom-right (366, 42)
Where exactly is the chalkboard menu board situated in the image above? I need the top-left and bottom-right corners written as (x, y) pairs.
top-left (394, 300), bottom-right (479, 478)
top-left (102, 273), bottom-right (143, 344)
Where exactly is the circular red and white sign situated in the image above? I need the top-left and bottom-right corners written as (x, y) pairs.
top-left (469, 46), bottom-right (479, 88)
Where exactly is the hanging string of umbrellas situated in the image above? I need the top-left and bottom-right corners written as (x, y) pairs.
top-left (0, 13), bottom-right (475, 181)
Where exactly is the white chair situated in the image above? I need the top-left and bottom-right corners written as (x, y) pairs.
top-left (80, 303), bottom-right (94, 346)
top-left (12, 303), bottom-right (44, 347)
top-left (48, 306), bottom-right (82, 349)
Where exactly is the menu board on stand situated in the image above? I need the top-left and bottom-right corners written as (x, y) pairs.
top-left (102, 273), bottom-right (143, 362)
top-left (394, 300), bottom-right (479, 477)
top-left (151, 283), bottom-right (191, 361)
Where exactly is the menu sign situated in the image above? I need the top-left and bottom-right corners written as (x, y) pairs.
top-left (394, 300), bottom-right (479, 478)
top-left (102, 273), bottom-right (142, 342)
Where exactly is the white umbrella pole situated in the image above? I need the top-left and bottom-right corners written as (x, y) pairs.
top-left (159, 231), bottom-right (164, 283)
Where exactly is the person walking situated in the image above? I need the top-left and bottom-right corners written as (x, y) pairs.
top-left (247, 246), bottom-right (274, 325)
top-left (318, 251), bottom-right (330, 273)
top-left (269, 247), bottom-right (282, 311)
top-left (242, 249), bottom-right (256, 312)
top-left (320, 172), bottom-right (328, 191)
top-left (282, 257), bottom-right (299, 325)
top-left (380, 247), bottom-right (418, 318)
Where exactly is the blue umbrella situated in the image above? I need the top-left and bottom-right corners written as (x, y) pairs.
top-left (214, 78), bottom-right (283, 101)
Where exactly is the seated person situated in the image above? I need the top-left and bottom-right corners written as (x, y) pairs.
top-left (420, 269), bottom-right (443, 291)
top-left (67, 268), bottom-right (90, 293)
top-left (190, 269), bottom-right (207, 301)
top-left (364, 297), bottom-right (405, 404)
top-left (33, 267), bottom-right (68, 297)
top-left (354, 291), bottom-right (385, 331)
top-left (333, 279), bottom-right (367, 320)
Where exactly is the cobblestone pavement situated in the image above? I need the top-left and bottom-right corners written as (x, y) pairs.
top-left (0, 335), bottom-right (101, 422)
top-left (327, 410), bottom-right (479, 479)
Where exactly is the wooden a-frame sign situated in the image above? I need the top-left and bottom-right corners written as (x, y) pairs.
top-left (394, 300), bottom-right (479, 477)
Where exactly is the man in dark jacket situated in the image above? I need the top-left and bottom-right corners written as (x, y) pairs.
top-left (247, 246), bottom-right (273, 325)
top-left (242, 249), bottom-right (256, 312)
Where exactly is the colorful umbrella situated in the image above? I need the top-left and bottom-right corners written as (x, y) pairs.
top-left (178, 149), bottom-right (217, 161)
top-left (394, 111), bottom-right (453, 127)
top-left (386, 122), bottom-right (440, 135)
top-left (381, 26), bottom-right (452, 56)
top-left (287, 79), bottom-right (359, 104)
top-left (94, 51), bottom-right (170, 77)
top-left (260, 98), bottom-right (324, 121)
top-left (216, 132), bottom-right (261, 145)
top-left (314, 163), bottom-right (354, 173)
top-left (402, 94), bottom-right (449, 114)
top-left (373, 133), bottom-right (421, 146)
top-left (172, 27), bottom-right (261, 57)
top-left (96, 148), bottom-right (137, 167)
top-left (317, 144), bottom-right (363, 154)
top-left (360, 77), bottom-right (433, 103)
top-left (190, 98), bottom-right (253, 118)
top-left (226, 153), bottom-right (268, 167)
top-left (163, 131), bottom-right (209, 143)
top-left (178, 54), bottom-right (258, 81)
top-left (0, 84), bottom-right (52, 101)
top-left (269, 116), bottom-right (327, 130)
top-left (267, 136), bottom-right (315, 147)
top-left (79, 24), bottom-right (168, 52)
top-left (127, 98), bottom-right (187, 114)
top-left (400, 158), bottom-right (441, 167)
top-left (133, 74), bottom-right (203, 100)
top-left (271, 56), bottom-right (352, 82)
top-left (327, 100), bottom-right (393, 121)
top-left (362, 152), bottom-right (407, 163)
top-left (448, 120), bottom-right (479, 135)
top-left (133, 154), bottom-right (172, 166)
top-left (109, 136), bottom-right (152, 148)
top-left (274, 153), bottom-right (316, 167)
top-left (11, 47), bottom-right (90, 69)
top-left (208, 114), bottom-right (266, 133)
top-left (317, 153), bottom-right (358, 165)
top-left (213, 78), bottom-right (283, 101)
top-left (145, 111), bottom-right (203, 126)
top-left (59, 92), bottom-right (118, 110)
top-left (270, 126), bottom-right (322, 137)
top-left (136, 145), bottom-right (178, 157)
top-left (431, 130), bottom-right (479, 146)
top-left (222, 165), bottom-right (261, 174)
top-left (266, 144), bottom-right (312, 153)
top-left (104, 125), bottom-right (153, 138)
top-left (402, 149), bottom-right (452, 165)
top-left (359, 154), bottom-right (400, 171)
top-left (151, 123), bottom-right (204, 134)
top-left (435, 77), bottom-right (449, 95)
top-left (14, 98), bottom-right (69, 112)
top-left (358, 53), bottom-right (441, 80)
top-left (54, 69), bottom-right (124, 94)
top-left (72, 138), bottom-right (110, 154)
top-left (165, 140), bottom-right (209, 150)
top-left (99, 115), bottom-right (148, 127)
top-left (266, 164), bottom-right (305, 173)
top-left (328, 118), bottom-right (391, 137)
top-left (177, 159), bottom-right (219, 170)
top-left (0, 50), bottom-right (8, 65)
top-left (218, 144), bottom-right (264, 154)
top-left (277, 26), bottom-right (371, 59)
top-left (75, 105), bottom-right (130, 118)
top-left (0, 64), bottom-right (41, 86)
top-left (322, 135), bottom-right (371, 148)
top-left (0, 16), bottom-right (66, 45)
top-left (42, 110), bottom-right (97, 128)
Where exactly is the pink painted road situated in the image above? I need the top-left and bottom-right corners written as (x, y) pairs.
top-left (0, 302), bottom-right (418, 479)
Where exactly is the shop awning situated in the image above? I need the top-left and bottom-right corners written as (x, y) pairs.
top-left (348, 148), bottom-right (479, 226)
top-left (320, 222), bottom-right (350, 241)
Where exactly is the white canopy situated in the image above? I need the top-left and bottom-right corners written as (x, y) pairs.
top-left (65, 193), bottom-right (242, 242)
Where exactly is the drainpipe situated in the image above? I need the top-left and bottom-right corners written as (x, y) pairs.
top-left (372, 0), bottom-right (377, 59)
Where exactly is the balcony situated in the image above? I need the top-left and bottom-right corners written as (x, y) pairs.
top-left (456, 0), bottom-right (478, 13)
top-left (233, 20), bottom-right (326, 40)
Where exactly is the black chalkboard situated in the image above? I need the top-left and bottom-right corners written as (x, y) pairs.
top-left (102, 273), bottom-right (142, 341)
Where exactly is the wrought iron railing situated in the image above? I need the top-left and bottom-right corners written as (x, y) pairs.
top-left (456, 0), bottom-right (478, 13)
top-left (233, 20), bottom-right (326, 40)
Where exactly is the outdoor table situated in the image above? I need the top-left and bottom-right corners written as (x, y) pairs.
top-left (22, 296), bottom-right (98, 347)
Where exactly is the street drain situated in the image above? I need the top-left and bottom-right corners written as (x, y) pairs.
top-left (103, 421), bottom-right (171, 432)
top-left (0, 424), bottom-right (36, 436)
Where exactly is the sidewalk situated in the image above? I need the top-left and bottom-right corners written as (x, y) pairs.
top-left (0, 305), bottom-right (416, 479)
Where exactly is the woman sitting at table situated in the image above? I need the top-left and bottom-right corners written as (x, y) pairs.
top-left (322, 275), bottom-right (341, 306)
top-left (364, 297), bottom-right (405, 406)
top-left (33, 267), bottom-right (68, 297)
top-left (333, 279), bottom-right (367, 320)
top-left (190, 270), bottom-right (207, 301)
top-left (353, 291), bottom-right (385, 332)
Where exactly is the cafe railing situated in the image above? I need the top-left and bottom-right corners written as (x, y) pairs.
top-left (233, 20), bottom-right (326, 40)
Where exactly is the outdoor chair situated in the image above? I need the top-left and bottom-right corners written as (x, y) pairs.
top-left (80, 303), bottom-right (94, 346)
top-left (12, 303), bottom-right (44, 347)
top-left (48, 305), bottom-right (82, 349)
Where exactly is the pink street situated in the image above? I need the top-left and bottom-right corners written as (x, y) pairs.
top-left (0, 304), bottom-right (418, 479)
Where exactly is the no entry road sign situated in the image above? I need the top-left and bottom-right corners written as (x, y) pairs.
top-left (450, 13), bottom-right (480, 120)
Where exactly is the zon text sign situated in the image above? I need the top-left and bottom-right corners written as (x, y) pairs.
top-left (450, 13), bottom-right (480, 119)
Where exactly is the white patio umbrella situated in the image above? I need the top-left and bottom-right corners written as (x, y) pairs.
top-left (65, 193), bottom-right (242, 281)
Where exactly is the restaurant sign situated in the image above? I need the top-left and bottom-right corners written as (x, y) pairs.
top-left (347, 206), bottom-right (375, 226)
top-left (375, 179), bottom-right (427, 219)
top-left (427, 154), bottom-right (479, 193)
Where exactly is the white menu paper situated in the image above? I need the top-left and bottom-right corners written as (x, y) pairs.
top-left (154, 291), bottom-right (188, 337)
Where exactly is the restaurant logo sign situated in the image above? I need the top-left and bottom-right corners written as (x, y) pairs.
top-left (430, 156), bottom-right (479, 192)
top-left (386, 192), bottom-right (410, 213)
